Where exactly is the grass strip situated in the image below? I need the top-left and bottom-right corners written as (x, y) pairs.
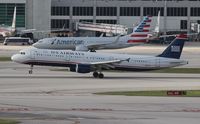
top-left (95, 90), bottom-right (200, 97)
top-left (49, 68), bottom-right (69, 71)
top-left (0, 119), bottom-right (19, 124)
top-left (151, 68), bottom-right (200, 74)
top-left (0, 57), bottom-right (11, 61)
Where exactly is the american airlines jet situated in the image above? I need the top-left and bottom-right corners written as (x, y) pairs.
top-left (11, 34), bottom-right (188, 78)
top-left (0, 7), bottom-right (16, 37)
top-left (33, 16), bottom-right (153, 51)
top-left (0, 6), bottom-right (37, 38)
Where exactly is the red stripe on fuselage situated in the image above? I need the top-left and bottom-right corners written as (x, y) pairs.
top-left (127, 39), bottom-right (147, 43)
top-left (131, 34), bottom-right (148, 37)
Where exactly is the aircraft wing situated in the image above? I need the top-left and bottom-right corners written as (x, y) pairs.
top-left (90, 58), bottom-right (130, 65)
top-left (159, 33), bottom-right (198, 38)
top-left (19, 29), bottom-right (36, 33)
top-left (82, 58), bottom-right (130, 69)
top-left (86, 35), bottom-right (121, 49)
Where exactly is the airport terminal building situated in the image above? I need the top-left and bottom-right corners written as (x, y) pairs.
top-left (0, 0), bottom-right (200, 37)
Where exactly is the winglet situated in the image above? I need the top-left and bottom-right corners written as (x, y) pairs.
top-left (126, 58), bottom-right (130, 62)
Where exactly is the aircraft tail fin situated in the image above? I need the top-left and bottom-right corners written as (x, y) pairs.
top-left (130, 16), bottom-right (152, 37)
top-left (154, 11), bottom-right (160, 33)
top-left (11, 6), bottom-right (16, 29)
top-left (127, 16), bottom-right (152, 43)
top-left (157, 34), bottom-right (188, 59)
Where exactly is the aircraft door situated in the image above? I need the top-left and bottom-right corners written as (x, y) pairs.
top-left (30, 50), bottom-right (37, 59)
top-left (65, 53), bottom-right (70, 61)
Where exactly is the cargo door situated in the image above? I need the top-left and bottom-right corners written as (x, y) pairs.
top-left (65, 53), bottom-right (70, 61)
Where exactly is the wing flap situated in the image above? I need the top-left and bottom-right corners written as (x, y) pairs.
top-left (90, 58), bottom-right (130, 65)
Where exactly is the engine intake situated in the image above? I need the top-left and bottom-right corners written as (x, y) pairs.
top-left (70, 64), bottom-right (91, 73)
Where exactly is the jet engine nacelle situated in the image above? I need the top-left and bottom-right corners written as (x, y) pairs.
top-left (75, 45), bottom-right (89, 51)
top-left (70, 64), bottom-right (91, 73)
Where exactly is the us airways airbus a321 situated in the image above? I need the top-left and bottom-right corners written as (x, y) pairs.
top-left (11, 34), bottom-right (188, 78)
top-left (33, 16), bottom-right (153, 51)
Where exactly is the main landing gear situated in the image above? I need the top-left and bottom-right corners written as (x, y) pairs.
top-left (89, 49), bottom-right (96, 52)
top-left (93, 71), bottom-right (104, 79)
top-left (29, 65), bottom-right (33, 74)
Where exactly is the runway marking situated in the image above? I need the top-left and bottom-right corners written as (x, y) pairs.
top-left (0, 102), bottom-right (113, 113)
top-left (70, 108), bottom-right (113, 111)
top-left (181, 109), bottom-right (200, 112)
top-left (0, 107), bottom-right (112, 112)
top-left (0, 107), bottom-right (29, 112)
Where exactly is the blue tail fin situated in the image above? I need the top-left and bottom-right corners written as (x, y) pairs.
top-left (157, 34), bottom-right (188, 59)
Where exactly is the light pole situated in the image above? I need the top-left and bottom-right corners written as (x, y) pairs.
top-left (164, 0), bottom-right (167, 35)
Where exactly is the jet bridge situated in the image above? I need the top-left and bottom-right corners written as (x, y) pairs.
top-left (76, 22), bottom-right (128, 36)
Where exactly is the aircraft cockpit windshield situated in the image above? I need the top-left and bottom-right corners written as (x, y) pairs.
top-left (20, 51), bottom-right (26, 55)
top-left (38, 40), bottom-right (43, 43)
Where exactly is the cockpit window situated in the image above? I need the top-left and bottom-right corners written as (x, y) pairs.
top-left (20, 52), bottom-right (25, 55)
top-left (38, 40), bottom-right (43, 43)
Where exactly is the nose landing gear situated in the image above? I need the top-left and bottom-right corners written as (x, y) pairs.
top-left (29, 65), bottom-right (33, 74)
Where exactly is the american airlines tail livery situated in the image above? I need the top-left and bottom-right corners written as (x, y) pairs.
top-left (12, 34), bottom-right (188, 78)
top-left (33, 16), bottom-right (153, 51)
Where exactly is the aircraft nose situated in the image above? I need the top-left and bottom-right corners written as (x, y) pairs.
top-left (33, 42), bottom-right (47, 49)
top-left (11, 54), bottom-right (21, 63)
top-left (32, 42), bottom-right (40, 48)
top-left (11, 54), bottom-right (17, 62)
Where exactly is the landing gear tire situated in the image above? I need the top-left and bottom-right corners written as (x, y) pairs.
top-left (99, 73), bottom-right (104, 79)
top-left (29, 70), bottom-right (33, 74)
top-left (93, 72), bottom-right (99, 78)
top-left (29, 65), bottom-right (33, 74)
top-left (89, 49), bottom-right (96, 52)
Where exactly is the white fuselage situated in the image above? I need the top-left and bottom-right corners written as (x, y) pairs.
top-left (33, 35), bottom-right (147, 51)
top-left (0, 26), bottom-right (15, 37)
top-left (11, 47), bottom-right (188, 71)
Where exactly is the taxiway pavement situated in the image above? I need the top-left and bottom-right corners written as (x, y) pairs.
top-left (0, 63), bottom-right (200, 124)
top-left (0, 44), bottom-right (200, 124)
